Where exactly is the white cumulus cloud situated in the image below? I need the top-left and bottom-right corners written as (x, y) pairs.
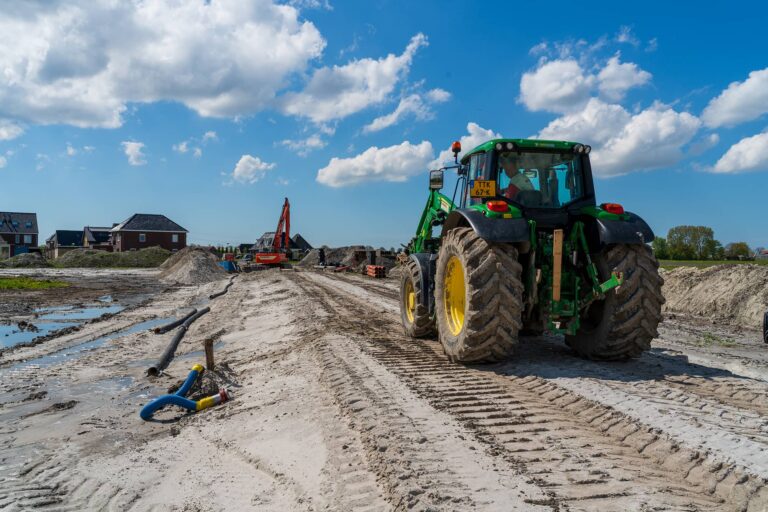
top-left (0, 120), bottom-right (24, 141)
top-left (280, 33), bottom-right (427, 123)
top-left (363, 88), bottom-right (450, 134)
top-left (202, 131), bottom-right (218, 143)
top-left (431, 122), bottom-right (502, 169)
top-left (538, 99), bottom-right (700, 176)
top-left (0, 1), bottom-right (325, 130)
top-left (712, 132), bottom-right (768, 173)
top-left (520, 59), bottom-right (594, 113)
top-left (280, 134), bottom-right (327, 156)
top-left (317, 140), bottom-right (433, 187)
top-left (702, 68), bottom-right (768, 128)
top-left (520, 55), bottom-right (651, 113)
top-left (231, 154), bottom-right (276, 184)
top-left (597, 56), bottom-right (652, 102)
top-left (121, 141), bottom-right (146, 166)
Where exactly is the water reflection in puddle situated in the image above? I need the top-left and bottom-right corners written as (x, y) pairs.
top-left (2, 317), bottom-right (171, 376)
top-left (1, 303), bottom-right (127, 349)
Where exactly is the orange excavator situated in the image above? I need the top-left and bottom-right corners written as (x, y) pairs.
top-left (254, 197), bottom-right (291, 266)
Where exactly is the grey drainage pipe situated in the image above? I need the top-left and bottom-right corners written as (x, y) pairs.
top-left (147, 306), bottom-right (210, 377)
top-left (153, 308), bottom-right (198, 335)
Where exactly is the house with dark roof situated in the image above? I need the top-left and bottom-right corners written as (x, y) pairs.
top-left (110, 214), bottom-right (188, 252)
top-left (0, 212), bottom-right (39, 258)
top-left (291, 234), bottom-right (313, 252)
top-left (83, 226), bottom-right (113, 251)
top-left (45, 230), bottom-right (84, 259)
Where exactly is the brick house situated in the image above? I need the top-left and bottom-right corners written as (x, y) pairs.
top-left (0, 212), bottom-right (38, 258)
top-left (45, 230), bottom-right (84, 259)
top-left (110, 214), bottom-right (187, 252)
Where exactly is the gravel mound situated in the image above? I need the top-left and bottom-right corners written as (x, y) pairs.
top-left (159, 247), bottom-right (226, 285)
top-left (662, 264), bottom-right (768, 328)
top-left (0, 252), bottom-right (51, 268)
top-left (57, 247), bottom-right (171, 268)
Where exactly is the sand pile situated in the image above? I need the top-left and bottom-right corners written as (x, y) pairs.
top-left (662, 264), bottom-right (768, 328)
top-left (159, 247), bottom-right (226, 285)
top-left (0, 252), bottom-right (50, 268)
top-left (57, 247), bottom-right (170, 268)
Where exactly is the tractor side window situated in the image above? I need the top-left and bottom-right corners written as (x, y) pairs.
top-left (466, 153), bottom-right (487, 205)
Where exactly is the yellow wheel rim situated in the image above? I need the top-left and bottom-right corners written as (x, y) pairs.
top-left (404, 278), bottom-right (416, 323)
top-left (444, 256), bottom-right (466, 336)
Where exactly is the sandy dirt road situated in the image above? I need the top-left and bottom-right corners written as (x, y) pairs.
top-left (0, 269), bottom-right (766, 511)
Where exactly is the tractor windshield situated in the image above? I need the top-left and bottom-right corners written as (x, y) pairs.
top-left (497, 151), bottom-right (585, 208)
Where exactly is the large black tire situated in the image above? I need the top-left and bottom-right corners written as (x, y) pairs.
top-left (565, 244), bottom-right (664, 360)
top-left (399, 259), bottom-right (436, 337)
top-left (435, 228), bottom-right (524, 363)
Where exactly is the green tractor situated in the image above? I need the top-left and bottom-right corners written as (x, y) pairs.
top-left (399, 138), bottom-right (664, 362)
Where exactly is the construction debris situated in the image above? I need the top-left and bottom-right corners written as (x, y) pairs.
top-left (298, 246), bottom-right (398, 273)
top-left (662, 264), bottom-right (768, 328)
top-left (57, 247), bottom-right (171, 268)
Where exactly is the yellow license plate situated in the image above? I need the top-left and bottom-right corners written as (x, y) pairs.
top-left (469, 180), bottom-right (496, 198)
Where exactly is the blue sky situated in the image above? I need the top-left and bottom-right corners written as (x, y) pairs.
top-left (1, 0), bottom-right (767, 249)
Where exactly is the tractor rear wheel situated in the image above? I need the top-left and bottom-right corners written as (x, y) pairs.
top-left (565, 244), bottom-right (664, 360)
top-left (435, 228), bottom-right (524, 363)
top-left (399, 258), bottom-right (436, 337)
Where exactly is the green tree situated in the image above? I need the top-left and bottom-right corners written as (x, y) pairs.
top-left (725, 242), bottom-right (752, 260)
top-left (651, 237), bottom-right (669, 259)
top-left (666, 226), bottom-right (721, 260)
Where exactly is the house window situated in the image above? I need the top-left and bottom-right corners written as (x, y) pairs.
top-left (172, 234), bottom-right (179, 244)
top-left (25, 222), bottom-right (32, 228)
top-left (23, 235), bottom-right (32, 244)
top-left (15, 235), bottom-right (20, 243)
top-left (139, 233), bottom-right (146, 243)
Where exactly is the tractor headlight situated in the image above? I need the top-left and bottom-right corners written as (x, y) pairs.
top-left (584, 145), bottom-right (592, 154)
top-left (495, 142), bottom-right (503, 151)
top-left (574, 144), bottom-right (584, 153)
top-left (505, 142), bottom-right (515, 150)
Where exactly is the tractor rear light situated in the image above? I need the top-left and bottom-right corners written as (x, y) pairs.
top-left (574, 144), bottom-right (585, 153)
top-left (584, 145), bottom-right (592, 154)
top-left (486, 200), bottom-right (509, 213)
top-left (601, 203), bottom-right (625, 215)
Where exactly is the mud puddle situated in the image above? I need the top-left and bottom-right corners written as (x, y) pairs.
top-left (0, 301), bottom-right (127, 349)
top-left (1, 317), bottom-right (171, 377)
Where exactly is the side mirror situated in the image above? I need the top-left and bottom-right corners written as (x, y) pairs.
top-left (429, 169), bottom-right (444, 190)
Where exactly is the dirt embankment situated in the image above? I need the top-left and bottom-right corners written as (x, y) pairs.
top-left (0, 253), bottom-right (51, 268)
top-left (662, 264), bottom-right (768, 328)
top-left (56, 247), bottom-right (171, 268)
top-left (158, 246), bottom-right (226, 285)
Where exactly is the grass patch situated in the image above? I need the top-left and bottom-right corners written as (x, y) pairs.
top-left (0, 277), bottom-right (69, 290)
top-left (660, 259), bottom-right (768, 270)
top-left (697, 332), bottom-right (736, 347)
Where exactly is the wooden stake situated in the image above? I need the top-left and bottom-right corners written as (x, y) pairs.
top-left (552, 229), bottom-right (563, 302)
top-left (204, 338), bottom-right (215, 371)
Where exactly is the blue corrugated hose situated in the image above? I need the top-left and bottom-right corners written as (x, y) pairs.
top-left (140, 364), bottom-right (230, 421)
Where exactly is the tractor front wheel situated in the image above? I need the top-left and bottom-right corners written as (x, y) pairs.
top-left (565, 244), bottom-right (664, 360)
top-left (435, 228), bottom-right (524, 363)
top-left (399, 258), bottom-right (436, 337)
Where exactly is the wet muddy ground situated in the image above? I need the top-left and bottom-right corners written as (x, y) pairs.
top-left (0, 268), bottom-right (766, 511)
